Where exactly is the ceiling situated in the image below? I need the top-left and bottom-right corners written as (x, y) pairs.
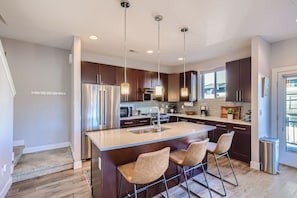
top-left (0, 0), bottom-right (297, 66)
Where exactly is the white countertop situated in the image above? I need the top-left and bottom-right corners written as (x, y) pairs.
top-left (120, 115), bottom-right (151, 120)
top-left (169, 113), bottom-right (251, 126)
top-left (87, 122), bottom-right (215, 151)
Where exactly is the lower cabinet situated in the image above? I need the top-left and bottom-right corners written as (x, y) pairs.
top-left (229, 124), bottom-right (251, 163)
top-left (170, 116), bottom-right (251, 163)
top-left (188, 117), bottom-right (251, 163)
top-left (169, 116), bottom-right (178, 123)
top-left (120, 118), bottom-right (151, 128)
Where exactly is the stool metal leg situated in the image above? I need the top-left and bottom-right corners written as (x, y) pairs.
top-left (201, 163), bottom-right (212, 198)
top-left (182, 167), bottom-right (191, 198)
top-left (118, 174), bottom-right (123, 198)
top-left (226, 152), bottom-right (238, 186)
top-left (213, 153), bottom-right (227, 196)
top-left (134, 184), bottom-right (138, 198)
top-left (163, 174), bottom-right (170, 198)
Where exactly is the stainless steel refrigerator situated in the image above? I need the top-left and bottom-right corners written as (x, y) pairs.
top-left (81, 83), bottom-right (120, 160)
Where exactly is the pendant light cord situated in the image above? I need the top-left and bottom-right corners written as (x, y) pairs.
top-left (183, 30), bottom-right (186, 88)
top-left (157, 20), bottom-right (160, 83)
top-left (124, 6), bottom-right (127, 83)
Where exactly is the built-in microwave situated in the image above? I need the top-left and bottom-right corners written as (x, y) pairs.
top-left (120, 104), bottom-right (133, 118)
top-left (143, 88), bottom-right (154, 101)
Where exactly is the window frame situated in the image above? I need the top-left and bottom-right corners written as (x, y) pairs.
top-left (200, 68), bottom-right (226, 100)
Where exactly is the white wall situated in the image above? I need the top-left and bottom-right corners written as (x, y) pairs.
top-left (270, 37), bottom-right (297, 68)
top-left (0, 40), bottom-right (16, 198)
top-left (70, 37), bottom-right (82, 169)
top-left (0, 38), bottom-right (71, 152)
top-left (170, 47), bottom-right (251, 73)
top-left (250, 36), bottom-right (271, 170)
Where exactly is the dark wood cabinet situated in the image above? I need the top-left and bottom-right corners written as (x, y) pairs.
top-left (120, 118), bottom-right (151, 128)
top-left (205, 119), bottom-right (251, 163)
top-left (226, 57), bottom-right (251, 102)
top-left (81, 61), bottom-right (116, 85)
top-left (229, 124), bottom-right (251, 163)
top-left (169, 116), bottom-right (178, 123)
top-left (180, 71), bottom-right (197, 102)
top-left (82, 61), bottom-right (168, 102)
top-left (168, 74), bottom-right (180, 102)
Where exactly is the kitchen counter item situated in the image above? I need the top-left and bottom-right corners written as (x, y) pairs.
top-left (185, 111), bottom-right (196, 115)
top-left (220, 106), bottom-right (241, 119)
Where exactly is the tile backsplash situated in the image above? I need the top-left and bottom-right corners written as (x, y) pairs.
top-left (177, 100), bottom-right (251, 118)
top-left (121, 100), bottom-right (251, 119)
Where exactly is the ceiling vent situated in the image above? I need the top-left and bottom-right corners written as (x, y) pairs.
top-left (0, 14), bottom-right (7, 25)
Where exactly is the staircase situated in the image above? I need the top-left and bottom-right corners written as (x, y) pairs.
top-left (12, 147), bottom-right (73, 183)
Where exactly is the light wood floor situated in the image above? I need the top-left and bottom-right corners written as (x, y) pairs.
top-left (6, 156), bottom-right (297, 198)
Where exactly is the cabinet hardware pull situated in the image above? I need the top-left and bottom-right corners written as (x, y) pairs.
top-left (236, 90), bottom-right (238, 101)
top-left (139, 120), bottom-right (148, 123)
top-left (233, 126), bottom-right (246, 130)
top-left (96, 74), bottom-right (99, 84)
top-left (216, 124), bottom-right (227, 128)
top-left (195, 121), bottom-right (205, 124)
top-left (124, 121), bottom-right (133, 124)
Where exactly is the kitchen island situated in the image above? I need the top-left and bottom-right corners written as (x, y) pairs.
top-left (87, 122), bottom-right (215, 198)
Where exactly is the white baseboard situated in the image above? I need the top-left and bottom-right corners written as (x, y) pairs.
top-left (13, 140), bottom-right (24, 146)
top-left (23, 142), bottom-right (70, 154)
top-left (0, 176), bottom-right (12, 198)
top-left (73, 160), bottom-right (82, 169)
top-left (250, 161), bottom-right (261, 170)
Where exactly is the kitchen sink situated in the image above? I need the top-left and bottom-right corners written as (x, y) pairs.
top-left (128, 126), bottom-right (170, 134)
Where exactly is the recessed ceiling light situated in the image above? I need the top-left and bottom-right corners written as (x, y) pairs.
top-left (147, 50), bottom-right (153, 54)
top-left (89, 35), bottom-right (98, 40)
top-left (296, 19), bottom-right (297, 22)
top-left (178, 57), bottom-right (184, 61)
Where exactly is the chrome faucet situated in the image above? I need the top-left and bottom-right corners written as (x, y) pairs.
top-left (151, 106), bottom-right (161, 132)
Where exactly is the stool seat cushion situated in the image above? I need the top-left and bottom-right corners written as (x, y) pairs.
top-left (117, 162), bottom-right (136, 183)
top-left (169, 150), bottom-right (187, 166)
top-left (207, 142), bottom-right (217, 153)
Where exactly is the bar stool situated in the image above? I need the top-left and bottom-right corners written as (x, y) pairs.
top-left (169, 138), bottom-right (212, 198)
top-left (117, 147), bottom-right (170, 198)
top-left (206, 131), bottom-right (238, 197)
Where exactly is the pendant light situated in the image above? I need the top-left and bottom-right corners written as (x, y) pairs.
top-left (120, 0), bottom-right (130, 95)
top-left (155, 15), bottom-right (163, 96)
top-left (181, 27), bottom-right (189, 97)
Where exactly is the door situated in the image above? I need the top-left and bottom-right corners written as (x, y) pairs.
top-left (278, 72), bottom-right (297, 167)
top-left (101, 85), bottom-right (120, 129)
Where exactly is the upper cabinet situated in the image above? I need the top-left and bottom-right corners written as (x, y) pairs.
top-left (81, 61), bottom-right (168, 102)
top-left (226, 57), bottom-right (251, 102)
top-left (168, 74), bottom-right (180, 102)
top-left (81, 61), bottom-right (116, 85)
top-left (179, 71), bottom-right (197, 102)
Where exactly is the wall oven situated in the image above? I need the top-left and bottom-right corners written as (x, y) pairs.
top-left (120, 104), bottom-right (133, 118)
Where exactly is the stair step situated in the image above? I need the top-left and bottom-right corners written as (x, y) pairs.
top-left (13, 145), bottom-right (25, 167)
top-left (12, 147), bottom-right (73, 183)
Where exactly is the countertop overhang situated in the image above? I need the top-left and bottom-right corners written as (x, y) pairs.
top-left (87, 122), bottom-right (215, 151)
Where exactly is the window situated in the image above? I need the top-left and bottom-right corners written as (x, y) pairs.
top-left (200, 69), bottom-right (226, 99)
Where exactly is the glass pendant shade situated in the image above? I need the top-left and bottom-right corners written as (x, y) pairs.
top-left (155, 85), bottom-right (163, 96)
top-left (120, 0), bottom-right (130, 96)
top-left (120, 82), bottom-right (130, 95)
top-left (154, 15), bottom-right (163, 98)
top-left (181, 87), bottom-right (189, 97)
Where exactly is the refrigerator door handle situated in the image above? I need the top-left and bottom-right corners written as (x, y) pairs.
top-left (104, 90), bottom-right (107, 125)
top-left (99, 89), bottom-right (104, 128)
